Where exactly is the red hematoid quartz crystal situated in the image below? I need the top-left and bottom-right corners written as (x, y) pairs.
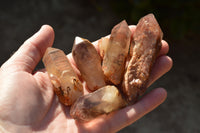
top-left (122, 13), bottom-right (163, 104)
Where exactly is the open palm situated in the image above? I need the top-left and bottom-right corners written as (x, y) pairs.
top-left (0, 25), bottom-right (172, 133)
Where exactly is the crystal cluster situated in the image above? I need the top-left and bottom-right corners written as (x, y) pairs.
top-left (42, 13), bottom-right (163, 121)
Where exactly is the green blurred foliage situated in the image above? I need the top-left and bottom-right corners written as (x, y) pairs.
top-left (109, 0), bottom-right (200, 40)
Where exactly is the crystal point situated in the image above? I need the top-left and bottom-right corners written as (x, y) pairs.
top-left (72, 37), bottom-right (106, 91)
top-left (102, 20), bottom-right (132, 85)
top-left (70, 85), bottom-right (127, 121)
top-left (42, 47), bottom-right (83, 106)
top-left (123, 13), bottom-right (163, 104)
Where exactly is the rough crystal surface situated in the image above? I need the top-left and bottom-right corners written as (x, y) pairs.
top-left (122, 13), bottom-right (163, 103)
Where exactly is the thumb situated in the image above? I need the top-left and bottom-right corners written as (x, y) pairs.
top-left (1, 25), bottom-right (55, 73)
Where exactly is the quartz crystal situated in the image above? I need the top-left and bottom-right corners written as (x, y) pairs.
top-left (98, 37), bottom-right (109, 58)
top-left (43, 47), bottom-right (83, 106)
top-left (102, 20), bottom-right (131, 85)
top-left (42, 13), bottom-right (165, 122)
top-left (70, 85), bottom-right (127, 121)
top-left (72, 37), bottom-right (106, 91)
top-left (122, 14), bottom-right (163, 104)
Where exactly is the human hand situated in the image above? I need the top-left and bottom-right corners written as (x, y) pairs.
top-left (0, 25), bottom-right (172, 133)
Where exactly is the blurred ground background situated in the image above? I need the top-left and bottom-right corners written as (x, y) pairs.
top-left (0, 0), bottom-right (200, 132)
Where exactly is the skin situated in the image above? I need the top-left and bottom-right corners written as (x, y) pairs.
top-left (0, 25), bottom-right (172, 133)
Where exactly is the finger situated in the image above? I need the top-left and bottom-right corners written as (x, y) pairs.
top-left (158, 40), bottom-right (169, 56)
top-left (86, 87), bottom-right (167, 132)
top-left (1, 25), bottom-right (55, 73)
top-left (110, 87), bottom-right (167, 132)
top-left (147, 55), bottom-right (173, 87)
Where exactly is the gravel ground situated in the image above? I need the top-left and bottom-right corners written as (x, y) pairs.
top-left (0, 0), bottom-right (199, 132)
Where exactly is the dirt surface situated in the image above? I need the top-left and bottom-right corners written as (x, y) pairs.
top-left (0, 0), bottom-right (200, 132)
